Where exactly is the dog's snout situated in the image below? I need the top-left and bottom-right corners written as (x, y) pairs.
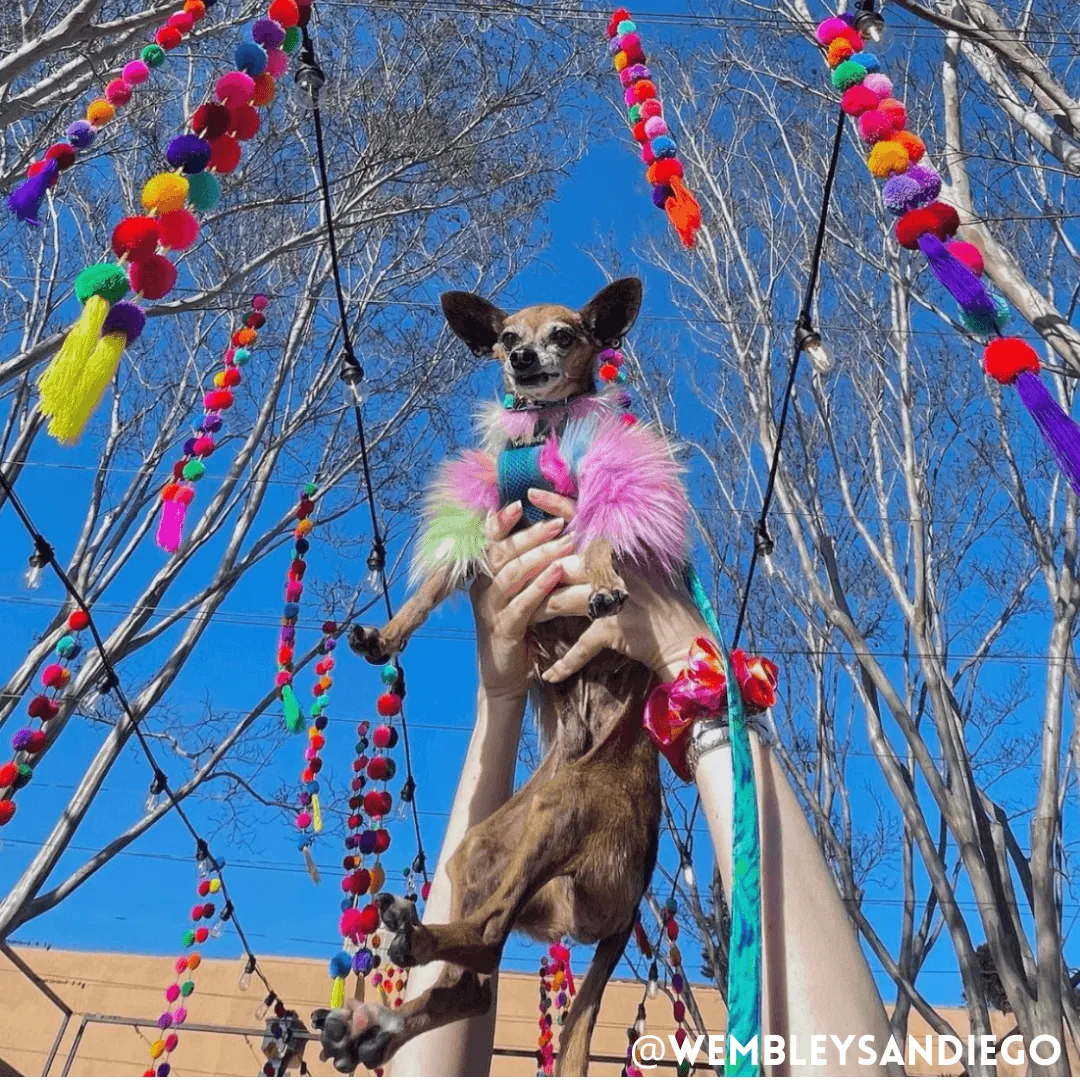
top-left (509, 347), bottom-right (539, 372)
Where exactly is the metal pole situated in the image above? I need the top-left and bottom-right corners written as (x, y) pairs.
top-left (59, 1017), bottom-right (89, 1077)
top-left (1, 943), bottom-right (74, 1077)
top-left (42, 1014), bottom-right (71, 1077)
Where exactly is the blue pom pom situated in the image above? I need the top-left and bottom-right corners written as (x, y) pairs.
top-left (381, 663), bottom-right (398, 686)
top-left (340, 899), bottom-right (352, 912)
top-left (851, 52), bottom-right (880, 72)
top-left (234, 41), bottom-right (268, 76)
top-left (650, 135), bottom-right (677, 159)
top-left (305, 780), bottom-right (320, 793)
top-left (283, 602), bottom-right (300, 619)
top-left (617, 19), bottom-right (636, 32)
top-left (234, 347), bottom-right (251, 365)
top-left (166, 134), bottom-right (212, 174)
top-left (329, 951), bottom-right (352, 978)
top-left (502, 393), bottom-right (515, 407)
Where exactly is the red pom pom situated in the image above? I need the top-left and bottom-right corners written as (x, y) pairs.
top-left (203, 389), bottom-right (234, 410)
top-left (191, 904), bottom-right (203, 921)
top-left (358, 902), bottom-right (380, 933)
top-left (28, 730), bottom-right (47, 754)
top-left (840, 84), bottom-right (879, 116)
top-left (924, 200), bottom-right (960, 238)
top-left (421, 881), bottom-right (431, 900)
top-left (376, 692), bottom-right (401, 717)
top-left (633, 80), bottom-right (656, 102)
top-left (27, 160), bottom-right (59, 187)
top-left (348, 813), bottom-right (361, 829)
top-left (340, 908), bottom-right (364, 939)
top-left (373, 724), bottom-right (393, 748)
top-left (112, 216), bottom-right (161, 261)
top-left (373, 828), bottom-right (390, 854)
top-left (269, 0), bottom-right (299, 26)
top-left (362, 790), bottom-right (383, 817)
top-left (310, 733), bottom-right (325, 751)
top-left (194, 927), bottom-right (208, 943)
top-left (41, 663), bottom-right (66, 689)
top-left (208, 134), bottom-right (242, 174)
top-left (983, 338), bottom-right (1040, 385)
top-left (156, 26), bottom-right (183, 50)
top-left (366, 756), bottom-right (389, 781)
top-left (0, 800), bottom-right (15, 826)
top-left (598, 362), bottom-right (619, 382)
top-left (894, 208), bottom-right (936, 250)
top-left (353, 868), bottom-right (371, 894)
top-left (68, 610), bottom-right (90, 631)
top-left (129, 254), bottom-right (177, 301)
top-left (631, 119), bottom-right (648, 143)
top-left (168, 10), bottom-right (194, 32)
top-left (192, 102), bottom-right (231, 140)
top-left (646, 158), bottom-right (683, 186)
top-left (246, 312), bottom-right (266, 329)
top-left (229, 104), bottom-right (260, 140)
top-left (878, 98), bottom-right (907, 130)
top-left (0, 763), bottom-right (18, 787)
top-left (157, 209), bottom-right (199, 252)
top-left (198, 879), bottom-right (210, 896)
top-left (45, 143), bottom-right (77, 170)
top-left (27, 695), bottom-right (55, 719)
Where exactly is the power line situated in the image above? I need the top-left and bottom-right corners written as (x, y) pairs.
top-left (0, 466), bottom-right (285, 1010)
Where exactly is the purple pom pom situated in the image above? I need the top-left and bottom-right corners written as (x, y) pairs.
top-left (353, 948), bottom-right (373, 974)
top-left (201, 414), bottom-right (222, 432)
top-left (183, 437), bottom-right (197, 456)
top-left (907, 163), bottom-right (942, 205)
top-left (627, 64), bottom-right (651, 82)
top-left (102, 300), bottom-right (146, 343)
top-left (66, 120), bottom-right (95, 150)
top-left (615, 390), bottom-right (633, 409)
top-left (608, 38), bottom-right (621, 55)
top-left (166, 134), bottom-right (212, 174)
top-left (359, 830), bottom-right (377, 854)
top-left (882, 174), bottom-right (921, 216)
top-left (12, 728), bottom-right (33, 751)
top-left (298, 790), bottom-right (311, 804)
top-left (252, 17), bottom-right (286, 48)
top-left (6, 159), bottom-right (59, 227)
top-left (652, 184), bottom-right (673, 208)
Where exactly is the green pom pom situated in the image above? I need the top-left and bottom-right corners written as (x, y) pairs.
top-left (56, 634), bottom-right (76, 658)
top-left (308, 701), bottom-right (324, 718)
top-left (303, 482), bottom-right (318, 496)
top-left (141, 44), bottom-right (166, 67)
top-left (628, 104), bottom-right (642, 122)
top-left (182, 459), bottom-right (205, 481)
top-left (502, 393), bottom-right (515, 408)
top-left (180, 980), bottom-right (195, 997)
top-left (831, 60), bottom-right (867, 91)
top-left (75, 263), bottom-right (129, 305)
top-left (187, 171), bottom-right (220, 211)
top-left (282, 25), bottom-right (300, 51)
top-left (316, 693), bottom-right (330, 709)
top-left (14, 763), bottom-right (32, 788)
top-left (233, 347), bottom-right (251, 366)
top-left (182, 930), bottom-right (195, 947)
top-left (381, 663), bottom-right (398, 686)
top-left (959, 295), bottom-right (1011, 336)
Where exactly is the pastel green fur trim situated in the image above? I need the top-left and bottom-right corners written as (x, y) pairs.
top-left (416, 499), bottom-right (487, 576)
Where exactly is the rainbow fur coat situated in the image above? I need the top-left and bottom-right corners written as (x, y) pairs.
top-left (411, 390), bottom-right (689, 587)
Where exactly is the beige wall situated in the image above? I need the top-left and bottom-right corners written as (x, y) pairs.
top-left (0, 946), bottom-right (1035, 1077)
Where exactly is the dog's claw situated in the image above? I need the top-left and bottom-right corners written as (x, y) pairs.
top-left (317, 1001), bottom-right (404, 1073)
top-left (588, 588), bottom-right (627, 620)
top-left (349, 624), bottom-right (393, 665)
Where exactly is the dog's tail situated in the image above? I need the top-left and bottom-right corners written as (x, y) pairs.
top-left (554, 922), bottom-right (634, 1076)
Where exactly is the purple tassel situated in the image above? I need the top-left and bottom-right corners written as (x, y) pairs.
top-left (156, 498), bottom-right (187, 553)
top-left (918, 233), bottom-right (996, 317)
top-left (1015, 370), bottom-right (1080, 497)
top-left (6, 159), bottom-right (60, 226)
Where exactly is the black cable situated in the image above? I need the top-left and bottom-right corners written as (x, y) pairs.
top-left (0, 466), bottom-right (283, 1004)
top-left (682, 107), bottom-right (849, 853)
top-left (299, 23), bottom-right (428, 882)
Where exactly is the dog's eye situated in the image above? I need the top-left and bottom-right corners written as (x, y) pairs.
top-left (551, 328), bottom-right (575, 349)
top-left (500, 331), bottom-right (519, 350)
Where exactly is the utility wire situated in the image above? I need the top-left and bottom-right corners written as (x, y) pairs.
top-left (0, 466), bottom-right (283, 1005)
top-left (299, 23), bottom-right (428, 882)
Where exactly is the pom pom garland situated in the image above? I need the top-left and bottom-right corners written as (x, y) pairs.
top-left (536, 942), bottom-right (577, 1073)
top-left (157, 296), bottom-right (268, 553)
top-left (817, 7), bottom-right (1080, 494)
top-left (1, 609), bottom-right (91, 826)
top-left (36, 0), bottom-right (301, 443)
top-left (608, 9), bottom-right (701, 247)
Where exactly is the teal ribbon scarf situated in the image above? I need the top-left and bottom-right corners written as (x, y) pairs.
top-left (685, 566), bottom-right (762, 1077)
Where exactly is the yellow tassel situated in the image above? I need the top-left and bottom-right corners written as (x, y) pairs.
top-left (330, 975), bottom-right (346, 1010)
top-left (45, 328), bottom-right (126, 446)
top-left (303, 844), bottom-right (321, 885)
top-left (38, 296), bottom-right (111, 443)
top-left (312, 793), bottom-right (323, 833)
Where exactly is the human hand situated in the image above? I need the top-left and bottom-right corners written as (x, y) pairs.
top-left (470, 494), bottom-right (576, 701)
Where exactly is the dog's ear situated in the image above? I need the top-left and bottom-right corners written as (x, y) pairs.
top-left (441, 292), bottom-right (507, 358)
top-left (580, 277), bottom-right (642, 344)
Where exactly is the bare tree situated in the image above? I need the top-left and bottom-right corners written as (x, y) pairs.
top-left (0, 4), bottom-right (589, 936)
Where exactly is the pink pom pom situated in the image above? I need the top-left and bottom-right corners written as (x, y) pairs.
top-left (340, 908), bottom-right (364, 940)
top-left (265, 47), bottom-right (289, 78)
top-left (862, 73), bottom-right (893, 99)
top-left (105, 79), bottom-right (132, 106)
top-left (123, 60), bottom-right (150, 85)
top-left (641, 142), bottom-right (655, 165)
top-left (286, 581), bottom-right (302, 602)
top-left (624, 87), bottom-right (637, 107)
top-left (619, 68), bottom-right (633, 88)
top-left (295, 811), bottom-right (312, 829)
top-left (192, 435), bottom-right (215, 456)
top-left (878, 98), bottom-right (907, 130)
top-left (858, 110), bottom-right (895, 145)
top-left (644, 116), bottom-right (668, 138)
top-left (815, 16), bottom-right (848, 44)
top-left (275, 671), bottom-right (292, 687)
top-left (841, 85), bottom-right (879, 117)
top-left (157, 209), bottom-right (199, 251)
top-left (251, 294), bottom-right (269, 310)
top-left (215, 71), bottom-right (255, 105)
top-left (641, 99), bottom-right (662, 119)
top-left (948, 240), bottom-right (984, 275)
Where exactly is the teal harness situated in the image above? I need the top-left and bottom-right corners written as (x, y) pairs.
top-left (496, 443), bottom-right (549, 525)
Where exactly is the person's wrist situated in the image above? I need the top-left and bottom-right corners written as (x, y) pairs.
top-left (653, 612), bottom-right (711, 683)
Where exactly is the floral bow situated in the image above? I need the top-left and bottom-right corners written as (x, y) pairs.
top-left (643, 637), bottom-right (778, 780)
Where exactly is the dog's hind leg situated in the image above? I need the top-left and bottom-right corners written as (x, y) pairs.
top-left (350, 564), bottom-right (455, 663)
top-left (554, 923), bottom-right (633, 1076)
top-left (318, 963), bottom-right (491, 1072)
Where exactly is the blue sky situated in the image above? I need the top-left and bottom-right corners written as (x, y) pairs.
top-left (2, 0), bottom-right (1062, 1039)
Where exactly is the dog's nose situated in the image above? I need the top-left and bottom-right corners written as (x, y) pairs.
top-left (509, 347), bottom-right (539, 372)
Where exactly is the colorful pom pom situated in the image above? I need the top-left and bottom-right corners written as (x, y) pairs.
top-left (129, 255), bottom-right (177, 301)
top-left (186, 171), bottom-right (221, 211)
top-left (948, 240), bottom-right (984, 276)
top-left (208, 135), bottom-right (242, 174)
top-left (86, 99), bottom-right (116, 126)
top-left (142, 173), bottom-right (189, 215)
top-left (229, 104), bottom-right (260, 140)
top-left (123, 60), bottom-right (151, 85)
top-left (158, 210), bottom-right (199, 251)
top-left (215, 71), bottom-right (255, 106)
top-left (111, 217), bottom-right (160, 261)
top-left (234, 42), bottom-right (268, 76)
top-left (66, 120), bottom-right (96, 149)
top-left (831, 61), bottom-right (866, 92)
top-left (166, 134), bottom-right (212, 174)
top-left (192, 102), bottom-right (232, 139)
top-left (840, 84), bottom-right (878, 117)
top-left (269, 0), bottom-right (300, 26)
top-left (867, 140), bottom-right (909, 178)
top-left (984, 338), bottom-right (1039, 384)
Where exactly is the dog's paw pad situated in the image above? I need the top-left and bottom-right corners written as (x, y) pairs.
top-left (348, 624), bottom-right (393, 665)
top-left (318, 1001), bottom-right (403, 1072)
top-left (588, 588), bottom-right (627, 620)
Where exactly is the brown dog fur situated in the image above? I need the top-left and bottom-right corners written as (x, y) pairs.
top-left (325, 282), bottom-right (662, 1075)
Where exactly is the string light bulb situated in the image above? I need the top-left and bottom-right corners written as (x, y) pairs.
top-left (853, 0), bottom-right (890, 49)
top-left (238, 953), bottom-right (257, 992)
top-left (24, 547), bottom-right (48, 590)
top-left (681, 861), bottom-right (695, 890)
top-left (796, 316), bottom-right (831, 373)
top-left (646, 960), bottom-right (659, 999)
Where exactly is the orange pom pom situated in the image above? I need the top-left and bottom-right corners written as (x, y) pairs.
top-left (893, 130), bottom-right (926, 164)
top-left (827, 38), bottom-right (855, 67)
top-left (87, 99), bottom-right (116, 126)
top-left (252, 73), bottom-right (276, 107)
top-left (184, 0), bottom-right (206, 18)
top-left (295, 518), bottom-right (314, 537)
top-left (233, 327), bottom-right (258, 347)
top-left (614, 51), bottom-right (628, 71)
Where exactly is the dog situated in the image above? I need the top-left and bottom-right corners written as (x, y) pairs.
top-left (321, 278), bottom-right (690, 1075)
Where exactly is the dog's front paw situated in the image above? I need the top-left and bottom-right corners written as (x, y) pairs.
top-left (317, 1000), bottom-right (403, 1072)
top-left (376, 892), bottom-right (430, 968)
top-left (349, 624), bottom-right (395, 665)
top-left (588, 587), bottom-right (628, 620)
